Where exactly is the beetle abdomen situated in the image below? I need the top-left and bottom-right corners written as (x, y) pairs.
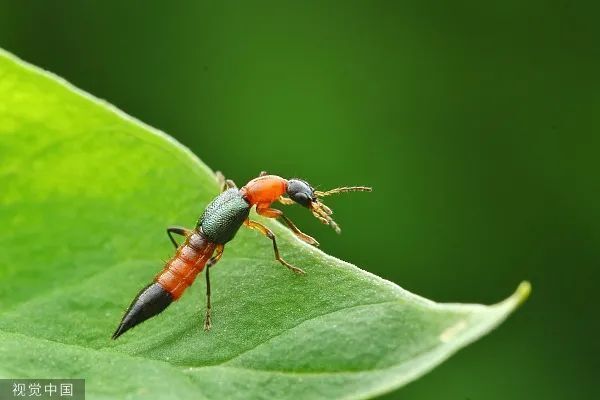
top-left (198, 188), bottom-right (250, 244)
top-left (155, 230), bottom-right (216, 299)
top-left (112, 230), bottom-right (216, 339)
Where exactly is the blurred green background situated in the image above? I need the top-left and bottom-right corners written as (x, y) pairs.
top-left (1, 1), bottom-right (597, 399)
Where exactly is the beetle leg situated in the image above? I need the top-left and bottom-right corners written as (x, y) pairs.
top-left (255, 205), bottom-right (282, 218)
top-left (166, 226), bottom-right (192, 249)
top-left (279, 214), bottom-right (320, 246)
top-left (277, 196), bottom-right (295, 205)
top-left (215, 171), bottom-right (237, 192)
top-left (215, 171), bottom-right (226, 190)
top-left (244, 219), bottom-right (306, 275)
top-left (256, 205), bottom-right (319, 246)
top-left (203, 244), bottom-right (224, 332)
top-left (259, 170), bottom-right (268, 176)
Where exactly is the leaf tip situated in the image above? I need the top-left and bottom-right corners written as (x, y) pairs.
top-left (514, 280), bottom-right (531, 307)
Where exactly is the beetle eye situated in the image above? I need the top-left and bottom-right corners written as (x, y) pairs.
top-left (292, 192), bottom-right (311, 207)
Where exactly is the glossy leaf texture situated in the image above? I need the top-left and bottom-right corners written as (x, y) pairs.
top-left (0, 49), bottom-right (530, 400)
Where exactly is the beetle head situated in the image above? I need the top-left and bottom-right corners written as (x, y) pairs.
top-left (286, 178), bottom-right (372, 233)
top-left (286, 179), bottom-right (316, 208)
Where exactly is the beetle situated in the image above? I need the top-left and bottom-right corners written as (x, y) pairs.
top-left (112, 171), bottom-right (371, 339)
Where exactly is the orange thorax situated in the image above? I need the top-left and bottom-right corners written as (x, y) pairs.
top-left (240, 175), bottom-right (288, 206)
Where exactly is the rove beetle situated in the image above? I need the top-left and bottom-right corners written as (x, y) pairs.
top-left (112, 171), bottom-right (371, 339)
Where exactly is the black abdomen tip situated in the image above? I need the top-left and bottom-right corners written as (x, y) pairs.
top-left (112, 282), bottom-right (173, 340)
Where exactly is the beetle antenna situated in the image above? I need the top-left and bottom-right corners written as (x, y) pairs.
top-left (310, 201), bottom-right (341, 233)
top-left (314, 186), bottom-right (372, 197)
top-left (309, 185), bottom-right (371, 233)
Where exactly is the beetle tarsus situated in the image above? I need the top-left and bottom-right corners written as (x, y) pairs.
top-left (289, 266), bottom-right (306, 275)
top-left (203, 312), bottom-right (212, 331)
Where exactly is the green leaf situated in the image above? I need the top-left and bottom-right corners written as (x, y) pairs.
top-left (0, 48), bottom-right (530, 400)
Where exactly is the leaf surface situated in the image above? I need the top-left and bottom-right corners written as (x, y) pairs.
top-left (0, 49), bottom-right (529, 400)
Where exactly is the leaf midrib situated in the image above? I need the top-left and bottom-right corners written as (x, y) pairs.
top-left (0, 324), bottom-right (438, 377)
top-left (0, 298), bottom-right (405, 370)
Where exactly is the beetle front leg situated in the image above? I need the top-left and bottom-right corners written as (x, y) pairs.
top-left (277, 196), bottom-right (295, 206)
top-left (256, 205), bottom-right (319, 246)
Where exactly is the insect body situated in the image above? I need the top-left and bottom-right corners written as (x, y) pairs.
top-left (112, 171), bottom-right (371, 339)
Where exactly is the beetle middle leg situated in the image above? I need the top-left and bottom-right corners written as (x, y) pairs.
top-left (256, 205), bottom-right (319, 246)
top-left (166, 226), bottom-right (192, 249)
top-left (244, 219), bottom-right (306, 275)
top-left (203, 244), bottom-right (224, 332)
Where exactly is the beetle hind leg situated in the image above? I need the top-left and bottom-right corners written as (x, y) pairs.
top-left (166, 226), bottom-right (192, 249)
top-left (203, 244), bottom-right (224, 332)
